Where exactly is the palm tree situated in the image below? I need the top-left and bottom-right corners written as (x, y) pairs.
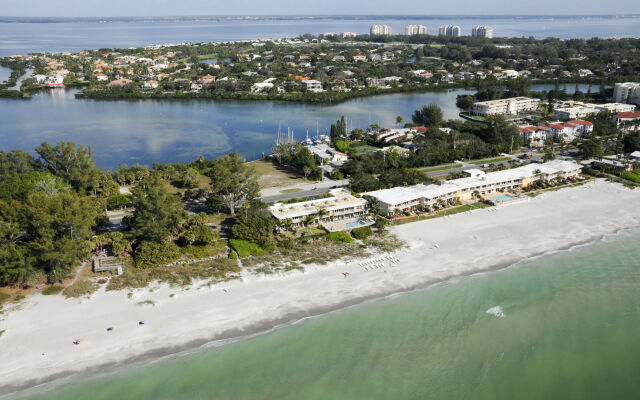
top-left (368, 197), bottom-right (381, 216)
top-left (396, 115), bottom-right (403, 126)
top-left (472, 190), bottom-right (481, 200)
top-left (303, 214), bottom-right (315, 227)
top-left (317, 208), bottom-right (328, 223)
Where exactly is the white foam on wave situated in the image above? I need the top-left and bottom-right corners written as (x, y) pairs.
top-left (486, 306), bottom-right (505, 318)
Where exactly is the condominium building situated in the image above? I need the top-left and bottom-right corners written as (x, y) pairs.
top-left (439, 25), bottom-right (461, 37)
top-left (269, 188), bottom-right (368, 228)
top-left (472, 25), bottom-right (494, 38)
top-left (341, 32), bottom-right (357, 38)
top-left (537, 120), bottom-right (593, 142)
top-left (554, 102), bottom-right (636, 119)
top-left (405, 25), bottom-right (427, 35)
top-left (364, 161), bottom-right (582, 216)
top-left (613, 82), bottom-right (640, 106)
top-left (472, 97), bottom-right (540, 116)
top-left (370, 25), bottom-right (392, 36)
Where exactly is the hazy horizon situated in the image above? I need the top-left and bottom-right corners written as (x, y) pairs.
top-left (1, 14), bottom-right (638, 19)
top-left (2, 0), bottom-right (640, 18)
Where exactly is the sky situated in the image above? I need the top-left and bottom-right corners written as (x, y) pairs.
top-left (2, 0), bottom-right (639, 17)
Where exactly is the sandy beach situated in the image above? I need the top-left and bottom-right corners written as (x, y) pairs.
top-left (2, 179), bottom-right (640, 396)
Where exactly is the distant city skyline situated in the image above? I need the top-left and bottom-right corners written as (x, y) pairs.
top-left (2, 0), bottom-right (640, 17)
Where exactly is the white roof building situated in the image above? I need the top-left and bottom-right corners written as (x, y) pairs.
top-left (251, 82), bottom-right (274, 92)
top-left (364, 161), bottom-right (582, 215)
top-left (473, 97), bottom-right (540, 116)
top-left (269, 188), bottom-right (368, 227)
top-left (302, 79), bottom-right (323, 93)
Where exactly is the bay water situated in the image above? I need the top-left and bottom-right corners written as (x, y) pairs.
top-left (0, 83), bottom-right (599, 169)
top-left (19, 229), bottom-right (640, 399)
top-left (1, 16), bottom-right (639, 57)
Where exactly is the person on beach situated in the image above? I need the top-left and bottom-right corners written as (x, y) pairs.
top-left (107, 327), bottom-right (114, 331)
top-left (138, 321), bottom-right (145, 325)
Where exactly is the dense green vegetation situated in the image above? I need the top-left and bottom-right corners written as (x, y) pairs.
top-left (338, 104), bottom-right (520, 190)
top-left (0, 144), bottom-right (254, 287)
top-left (4, 34), bottom-right (639, 103)
top-left (621, 170), bottom-right (640, 183)
top-left (351, 226), bottom-right (374, 240)
top-left (326, 231), bottom-right (354, 243)
top-left (229, 239), bottom-right (271, 258)
top-left (271, 141), bottom-right (322, 181)
top-left (0, 144), bottom-right (108, 285)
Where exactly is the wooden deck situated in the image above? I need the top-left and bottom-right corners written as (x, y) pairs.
top-left (93, 257), bottom-right (125, 275)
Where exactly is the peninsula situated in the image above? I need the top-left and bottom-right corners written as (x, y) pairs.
top-left (2, 33), bottom-right (640, 103)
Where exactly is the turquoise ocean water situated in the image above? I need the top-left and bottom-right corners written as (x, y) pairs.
top-left (19, 229), bottom-right (640, 400)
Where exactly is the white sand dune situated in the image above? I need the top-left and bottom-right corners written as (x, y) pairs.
top-left (1, 179), bottom-right (640, 394)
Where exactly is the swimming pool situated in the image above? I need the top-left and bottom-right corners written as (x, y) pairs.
top-left (491, 193), bottom-right (516, 201)
top-left (346, 221), bottom-right (366, 229)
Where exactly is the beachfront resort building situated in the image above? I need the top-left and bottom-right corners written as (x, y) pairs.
top-left (364, 161), bottom-right (582, 216)
top-left (405, 25), bottom-right (427, 35)
top-left (472, 97), bottom-right (540, 116)
top-left (370, 25), bottom-right (392, 36)
top-left (472, 26), bottom-right (494, 38)
top-left (614, 82), bottom-right (640, 106)
top-left (269, 188), bottom-right (368, 229)
top-left (554, 102), bottom-right (636, 119)
top-left (439, 25), bottom-right (461, 37)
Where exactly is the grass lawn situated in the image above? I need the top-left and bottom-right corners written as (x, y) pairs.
top-left (107, 257), bottom-right (240, 290)
top-left (0, 291), bottom-right (10, 306)
top-left (418, 163), bottom-right (460, 173)
top-left (392, 202), bottom-right (491, 225)
top-left (229, 239), bottom-right (271, 258)
top-left (469, 157), bottom-right (512, 165)
top-left (42, 285), bottom-right (64, 296)
top-left (352, 145), bottom-right (380, 156)
top-left (198, 54), bottom-right (217, 60)
top-left (63, 280), bottom-right (99, 298)
top-left (164, 173), bottom-right (210, 195)
top-left (250, 160), bottom-right (305, 189)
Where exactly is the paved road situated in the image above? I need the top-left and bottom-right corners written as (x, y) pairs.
top-left (262, 185), bottom-right (346, 204)
top-left (423, 154), bottom-right (522, 178)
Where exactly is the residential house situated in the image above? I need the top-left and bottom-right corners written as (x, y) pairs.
top-left (140, 80), bottom-right (158, 89)
top-left (107, 78), bottom-right (133, 87)
top-left (302, 79), bottom-right (323, 92)
top-left (613, 112), bottom-right (640, 132)
top-left (198, 74), bottom-right (216, 84)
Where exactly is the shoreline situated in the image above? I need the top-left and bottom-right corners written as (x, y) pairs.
top-left (7, 227), bottom-right (635, 399)
top-left (2, 179), bottom-right (640, 398)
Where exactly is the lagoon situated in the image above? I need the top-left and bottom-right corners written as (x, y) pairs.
top-left (0, 88), bottom-right (475, 169)
top-left (0, 83), bottom-right (603, 169)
